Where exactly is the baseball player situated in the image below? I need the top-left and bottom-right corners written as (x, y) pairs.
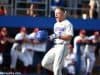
top-left (10, 27), bottom-right (31, 72)
top-left (28, 28), bottom-right (48, 74)
top-left (0, 27), bottom-right (8, 71)
top-left (84, 31), bottom-right (99, 75)
top-left (63, 44), bottom-right (76, 75)
top-left (41, 7), bottom-right (74, 75)
top-left (73, 29), bottom-right (88, 75)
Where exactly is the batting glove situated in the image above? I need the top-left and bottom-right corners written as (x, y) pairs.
top-left (49, 33), bottom-right (61, 40)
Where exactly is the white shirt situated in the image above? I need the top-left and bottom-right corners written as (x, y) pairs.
top-left (64, 51), bottom-right (76, 74)
top-left (84, 35), bottom-right (96, 53)
top-left (21, 32), bottom-right (36, 51)
top-left (73, 35), bottom-right (88, 54)
top-left (64, 52), bottom-right (76, 67)
top-left (54, 19), bottom-right (74, 44)
top-left (11, 32), bottom-right (27, 51)
top-left (27, 32), bottom-right (47, 52)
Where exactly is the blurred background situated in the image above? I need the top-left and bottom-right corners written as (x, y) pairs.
top-left (0, 0), bottom-right (100, 75)
top-left (0, 0), bottom-right (99, 18)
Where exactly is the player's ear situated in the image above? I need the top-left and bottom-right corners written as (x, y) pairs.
top-left (64, 11), bottom-right (66, 15)
top-left (64, 11), bottom-right (67, 17)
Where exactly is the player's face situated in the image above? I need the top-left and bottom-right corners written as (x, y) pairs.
top-left (20, 27), bottom-right (26, 33)
top-left (34, 28), bottom-right (39, 32)
top-left (55, 9), bottom-right (65, 22)
top-left (1, 27), bottom-right (7, 36)
top-left (79, 30), bottom-right (86, 38)
top-left (94, 31), bottom-right (99, 39)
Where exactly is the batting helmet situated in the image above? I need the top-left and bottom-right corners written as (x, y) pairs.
top-left (34, 30), bottom-right (48, 42)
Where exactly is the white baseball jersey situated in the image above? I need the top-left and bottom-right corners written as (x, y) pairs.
top-left (84, 35), bottom-right (96, 73)
top-left (27, 32), bottom-right (47, 52)
top-left (54, 19), bottom-right (74, 44)
top-left (21, 32), bottom-right (35, 51)
top-left (64, 52), bottom-right (76, 74)
top-left (73, 35), bottom-right (88, 74)
top-left (85, 35), bottom-right (96, 53)
top-left (64, 52), bottom-right (76, 67)
top-left (73, 35), bottom-right (88, 54)
top-left (10, 32), bottom-right (30, 69)
top-left (11, 32), bottom-right (27, 51)
top-left (41, 19), bottom-right (74, 75)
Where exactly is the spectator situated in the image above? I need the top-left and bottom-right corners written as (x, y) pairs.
top-left (27, 0), bottom-right (43, 3)
top-left (0, 5), bottom-right (7, 16)
top-left (51, 0), bottom-right (65, 10)
top-left (81, 2), bottom-right (89, 19)
top-left (89, 0), bottom-right (98, 19)
top-left (26, 4), bottom-right (38, 17)
top-left (96, 0), bottom-right (100, 18)
top-left (82, 12), bottom-right (88, 20)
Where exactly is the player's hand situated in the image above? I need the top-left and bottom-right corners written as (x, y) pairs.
top-left (49, 34), bottom-right (56, 40)
top-left (49, 33), bottom-right (61, 41)
top-left (33, 39), bottom-right (40, 44)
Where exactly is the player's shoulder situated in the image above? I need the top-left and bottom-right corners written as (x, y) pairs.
top-left (74, 36), bottom-right (80, 39)
top-left (28, 32), bottom-right (35, 39)
top-left (63, 19), bottom-right (71, 23)
top-left (29, 32), bottom-right (35, 36)
top-left (88, 35), bottom-right (95, 40)
top-left (54, 19), bottom-right (72, 24)
top-left (15, 33), bottom-right (23, 39)
top-left (62, 19), bottom-right (72, 25)
top-left (15, 33), bottom-right (21, 37)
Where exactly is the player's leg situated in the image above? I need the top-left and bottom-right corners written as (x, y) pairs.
top-left (53, 44), bottom-right (67, 75)
top-left (0, 53), bottom-right (3, 71)
top-left (19, 51), bottom-right (30, 73)
top-left (10, 49), bottom-right (18, 71)
top-left (24, 50), bottom-right (33, 65)
top-left (67, 65), bottom-right (75, 75)
top-left (41, 47), bottom-right (55, 71)
top-left (0, 53), bottom-right (3, 65)
top-left (81, 54), bottom-right (87, 75)
top-left (87, 53), bottom-right (95, 74)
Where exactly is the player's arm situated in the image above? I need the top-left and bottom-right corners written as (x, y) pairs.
top-left (59, 34), bottom-right (72, 41)
top-left (29, 39), bottom-right (40, 44)
top-left (4, 37), bottom-right (24, 44)
top-left (50, 23), bottom-right (73, 41)
top-left (49, 34), bottom-right (72, 41)
top-left (60, 23), bottom-right (73, 41)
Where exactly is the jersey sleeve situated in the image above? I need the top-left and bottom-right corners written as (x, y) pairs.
top-left (65, 22), bottom-right (74, 36)
top-left (88, 36), bottom-right (94, 40)
top-left (15, 33), bottom-right (24, 40)
top-left (28, 33), bottom-right (35, 40)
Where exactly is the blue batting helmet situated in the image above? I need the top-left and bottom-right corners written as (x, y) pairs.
top-left (34, 30), bottom-right (48, 42)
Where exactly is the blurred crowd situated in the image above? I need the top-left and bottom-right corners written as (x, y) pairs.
top-left (0, 0), bottom-right (100, 75)
top-left (0, 27), bottom-right (47, 74)
top-left (0, 0), bottom-right (100, 18)
top-left (0, 27), bottom-right (99, 75)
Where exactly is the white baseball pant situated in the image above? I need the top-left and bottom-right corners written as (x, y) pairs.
top-left (10, 49), bottom-right (33, 69)
top-left (0, 53), bottom-right (3, 64)
top-left (86, 52), bottom-right (95, 73)
top-left (41, 44), bottom-right (68, 75)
